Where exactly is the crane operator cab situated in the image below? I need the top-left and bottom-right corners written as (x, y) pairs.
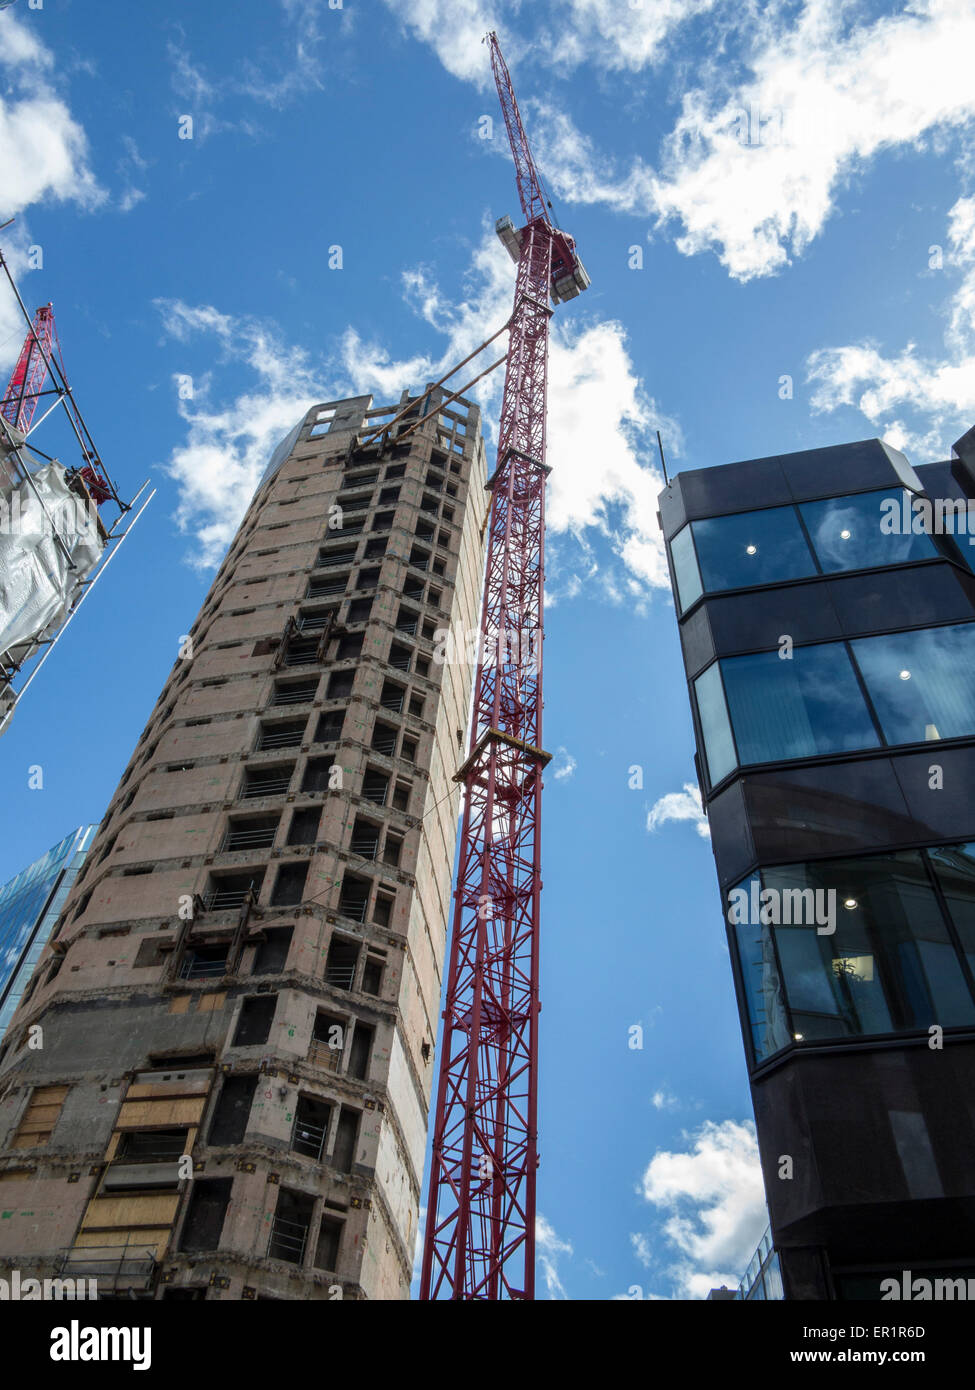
top-left (495, 215), bottom-right (591, 305)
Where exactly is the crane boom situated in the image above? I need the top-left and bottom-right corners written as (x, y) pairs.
top-left (487, 34), bottom-right (546, 223)
top-left (419, 31), bottom-right (589, 1301)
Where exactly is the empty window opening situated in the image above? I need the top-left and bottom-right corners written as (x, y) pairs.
top-left (204, 872), bottom-right (264, 912)
top-left (350, 819), bottom-right (381, 860)
top-left (253, 926), bottom-right (293, 974)
top-left (287, 808), bottom-right (320, 846)
top-left (327, 670), bottom-right (354, 699)
top-left (179, 1178), bottom-right (232, 1253)
top-left (314, 1216), bottom-right (344, 1273)
top-left (307, 573), bottom-right (348, 599)
top-left (361, 953), bottom-right (385, 997)
top-left (333, 1108), bottom-right (359, 1172)
top-left (267, 1188), bottom-right (315, 1265)
top-left (336, 632), bottom-right (363, 660)
top-left (272, 679), bottom-right (318, 707)
top-left (241, 765), bottom-right (294, 800)
top-left (283, 637), bottom-right (319, 668)
top-left (302, 758), bottom-right (335, 794)
top-left (339, 875), bottom-right (371, 923)
top-left (257, 720), bottom-right (305, 752)
top-left (315, 710), bottom-right (344, 744)
top-left (362, 769), bottom-right (389, 806)
top-left (115, 1128), bottom-right (188, 1164)
top-left (325, 938), bottom-right (359, 991)
top-left (371, 722), bottom-right (397, 757)
top-left (224, 816), bottom-right (278, 852)
top-left (270, 862), bottom-right (308, 908)
top-left (179, 944), bottom-right (230, 982)
top-left (349, 1024), bottom-right (374, 1081)
top-left (346, 597), bottom-right (372, 623)
top-left (310, 1012), bottom-right (346, 1070)
top-left (233, 993), bottom-right (277, 1046)
top-left (373, 893), bottom-right (394, 929)
top-left (380, 681), bottom-right (405, 713)
top-left (291, 1094), bottom-right (331, 1161)
top-left (208, 1075), bottom-right (257, 1146)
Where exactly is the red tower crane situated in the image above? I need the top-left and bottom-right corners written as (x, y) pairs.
top-left (1, 299), bottom-right (113, 503)
top-left (419, 31), bottom-right (589, 1301)
top-left (1, 302), bottom-right (55, 435)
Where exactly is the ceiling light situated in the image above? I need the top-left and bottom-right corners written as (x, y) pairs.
top-left (844, 897), bottom-right (858, 910)
top-left (899, 669), bottom-right (911, 681)
top-left (793, 1032), bottom-right (804, 1041)
top-left (745, 544), bottom-right (757, 555)
top-left (840, 529), bottom-right (851, 540)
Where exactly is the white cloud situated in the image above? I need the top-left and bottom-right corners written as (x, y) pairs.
top-left (380, 0), bottom-right (501, 86)
top-left (536, 1213), bottom-right (573, 1299)
top-left (548, 0), bottom-right (718, 73)
top-left (0, 11), bottom-right (105, 371)
top-left (806, 194), bottom-right (975, 456)
top-left (651, 1088), bottom-right (679, 1111)
top-left (155, 299), bottom-right (330, 569)
top-left (635, 1118), bottom-right (768, 1298)
top-left (647, 781), bottom-right (709, 839)
top-left (0, 11), bottom-right (104, 224)
top-left (552, 747), bottom-right (577, 780)
top-left (650, 0), bottom-right (975, 280)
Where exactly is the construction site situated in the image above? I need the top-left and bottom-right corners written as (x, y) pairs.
top-left (0, 33), bottom-right (588, 1302)
top-left (2, 7), bottom-right (975, 1331)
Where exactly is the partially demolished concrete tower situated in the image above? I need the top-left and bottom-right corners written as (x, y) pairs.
top-left (0, 391), bottom-right (488, 1300)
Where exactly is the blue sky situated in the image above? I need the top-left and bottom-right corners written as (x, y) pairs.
top-left (2, 0), bottom-right (974, 1298)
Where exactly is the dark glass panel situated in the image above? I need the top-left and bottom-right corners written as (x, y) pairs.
top-left (721, 643), bottom-right (879, 764)
top-left (691, 505), bottom-right (816, 592)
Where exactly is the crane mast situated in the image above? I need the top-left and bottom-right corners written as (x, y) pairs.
top-left (420, 31), bottom-right (589, 1301)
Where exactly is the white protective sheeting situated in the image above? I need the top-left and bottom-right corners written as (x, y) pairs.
top-left (0, 462), bottom-right (104, 661)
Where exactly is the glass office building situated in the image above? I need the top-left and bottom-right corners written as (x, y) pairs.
top-left (0, 826), bottom-right (98, 1038)
top-left (661, 427), bottom-right (975, 1298)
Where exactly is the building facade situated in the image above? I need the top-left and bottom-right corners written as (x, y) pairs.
top-left (0, 389), bottom-right (488, 1300)
top-left (661, 427), bottom-right (975, 1299)
top-left (0, 826), bottom-right (98, 1040)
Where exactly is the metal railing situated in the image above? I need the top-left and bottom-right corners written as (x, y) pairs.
top-left (350, 834), bottom-right (379, 858)
top-left (59, 1239), bottom-right (157, 1291)
top-left (240, 775), bottom-right (292, 799)
top-left (296, 612), bottom-right (332, 633)
top-left (380, 693), bottom-right (405, 713)
top-left (223, 825), bottom-right (277, 851)
top-left (371, 732), bottom-right (396, 756)
top-left (257, 727), bottom-right (304, 750)
top-left (272, 685), bottom-right (317, 706)
top-left (316, 551), bottom-right (356, 568)
top-left (178, 953), bottom-right (229, 980)
top-left (308, 1038), bottom-right (343, 1071)
top-left (201, 886), bottom-right (255, 911)
top-left (282, 646), bottom-right (318, 668)
top-left (362, 779), bottom-right (389, 806)
top-left (338, 895), bottom-right (368, 923)
top-left (324, 962), bottom-right (356, 990)
top-left (267, 1214), bottom-right (309, 1265)
top-left (116, 1131), bottom-right (186, 1164)
top-left (291, 1112), bottom-right (328, 1161)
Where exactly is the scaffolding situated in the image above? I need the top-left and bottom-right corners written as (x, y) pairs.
top-left (0, 248), bottom-right (154, 737)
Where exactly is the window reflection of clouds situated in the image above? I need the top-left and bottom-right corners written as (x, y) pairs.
top-left (852, 624), bottom-right (975, 745)
top-left (801, 490), bottom-right (937, 572)
top-left (691, 506), bottom-right (815, 592)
